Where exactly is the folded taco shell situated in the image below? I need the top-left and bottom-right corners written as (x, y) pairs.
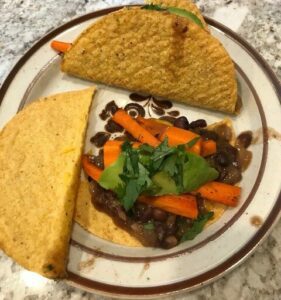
top-left (61, 7), bottom-right (237, 113)
top-left (0, 88), bottom-right (95, 278)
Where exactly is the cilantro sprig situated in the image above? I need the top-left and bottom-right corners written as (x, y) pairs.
top-left (180, 211), bottom-right (214, 242)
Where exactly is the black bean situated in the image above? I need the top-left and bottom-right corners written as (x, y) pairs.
top-left (198, 129), bottom-right (219, 141)
top-left (214, 124), bottom-right (233, 142)
top-left (236, 131), bottom-right (253, 149)
top-left (215, 151), bottom-right (230, 167)
top-left (162, 235), bottom-right (178, 249)
top-left (165, 215), bottom-right (177, 235)
top-left (134, 203), bottom-right (152, 222)
top-left (88, 154), bottom-right (104, 169)
top-left (220, 165), bottom-right (242, 184)
top-left (189, 119), bottom-right (207, 129)
top-left (166, 215), bottom-right (176, 228)
top-left (152, 208), bottom-right (168, 222)
top-left (217, 142), bottom-right (238, 163)
top-left (155, 223), bottom-right (166, 241)
top-left (174, 116), bottom-right (189, 129)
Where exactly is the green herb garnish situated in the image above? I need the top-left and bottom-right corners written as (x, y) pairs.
top-left (142, 4), bottom-right (204, 28)
top-left (98, 139), bottom-right (218, 212)
top-left (180, 211), bottom-right (214, 242)
top-left (143, 221), bottom-right (155, 230)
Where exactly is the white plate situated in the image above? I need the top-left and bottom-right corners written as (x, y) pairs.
top-left (0, 6), bottom-right (280, 299)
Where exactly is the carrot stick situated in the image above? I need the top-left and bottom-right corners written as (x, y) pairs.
top-left (138, 194), bottom-right (198, 219)
top-left (104, 140), bottom-right (141, 167)
top-left (194, 181), bottom-right (241, 207)
top-left (159, 126), bottom-right (201, 155)
top-left (51, 40), bottom-right (71, 53)
top-left (82, 155), bottom-right (103, 182)
top-left (112, 110), bottom-right (161, 147)
top-left (136, 116), bottom-right (168, 136)
top-left (104, 140), bottom-right (123, 168)
top-left (201, 140), bottom-right (217, 157)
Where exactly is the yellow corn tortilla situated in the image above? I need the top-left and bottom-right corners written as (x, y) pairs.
top-left (74, 181), bottom-right (141, 247)
top-left (0, 87), bottom-right (95, 278)
top-left (61, 7), bottom-right (237, 113)
top-left (74, 119), bottom-right (237, 246)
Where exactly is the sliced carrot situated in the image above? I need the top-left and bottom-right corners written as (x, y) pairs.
top-left (104, 140), bottom-right (123, 168)
top-left (138, 194), bottom-right (198, 219)
top-left (159, 126), bottom-right (201, 155)
top-left (51, 40), bottom-right (71, 53)
top-left (112, 110), bottom-right (160, 147)
top-left (104, 140), bottom-right (141, 167)
top-left (201, 140), bottom-right (217, 157)
top-left (136, 116), bottom-right (168, 137)
top-left (194, 181), bottom-right (241, 207)
top-left (82, 155), bottom-right (103, 182)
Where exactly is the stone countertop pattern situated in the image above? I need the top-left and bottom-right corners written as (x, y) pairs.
top-left (0, 0), bottom-right (280, 299)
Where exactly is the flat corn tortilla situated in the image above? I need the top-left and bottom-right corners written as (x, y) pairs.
top-left (0, 87), bottom-right (95, 278)
top-left (74, 181), bottom-right (141, 247)
top-left (62, 7), bottom-right (237, 113)
top-left (75, 119), bottom-right (236, 247)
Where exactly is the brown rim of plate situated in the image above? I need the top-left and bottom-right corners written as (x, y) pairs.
top-left (0, 6), bottom-right (280, 297)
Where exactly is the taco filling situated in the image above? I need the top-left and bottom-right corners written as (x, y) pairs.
top-left (81, 109), bottom-right (252, 249)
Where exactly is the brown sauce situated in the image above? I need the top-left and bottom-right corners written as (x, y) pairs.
top-left (252, 127), bottom-right (281, 144)
top-left (250, 215), bottom-right (263, 227)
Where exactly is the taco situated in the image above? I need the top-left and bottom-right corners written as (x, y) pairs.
top-left (0, 87), bottom-right (95, 278)
top-left (75, 109), bottom-right (246, 249)
top-left (58, 5), bottom-right (237, 113)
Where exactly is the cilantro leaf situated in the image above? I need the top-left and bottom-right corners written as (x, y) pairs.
top-left (150, 138), bottom-right (175, 171)
top-left (183, 153), bottom-right (219, 192)
top-left (180, 211), bottom-right (214, 242)
top-left (120, 163), bottom-right (151, 211)
top-left (142, 4), bottom-right (165, 11)
top-left (143, 221), bottom-right (155, 230)
top-left (186, 137), bottom-right (201, 149)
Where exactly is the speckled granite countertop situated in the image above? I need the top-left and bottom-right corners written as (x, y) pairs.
top-left (0, 0), bottom-right (280, 299)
